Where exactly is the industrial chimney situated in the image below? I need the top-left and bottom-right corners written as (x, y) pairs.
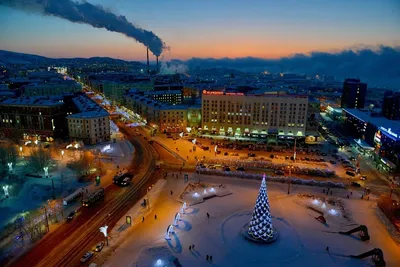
top-left (146, 47), bottom-right (150, 74)
top-left (156, 56), bottom-right (159, 73)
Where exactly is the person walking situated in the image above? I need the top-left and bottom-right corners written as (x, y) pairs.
top-left (170, 190), bottom-right (173, 195)
top-left (207, 212), bottom-right (210, 219)
top-left (142, 217), bottom-right (144, 222)
top-left (210, 255), bottom-right (213, 262)
top-left (192, 244), bottom-right (195, 250)
top-left (326, 246), bottom-right (329, 252)
top-left (154, 214), bottom-right (157, 220)
top-left (206, 255), bottom-right (209, 261)
top-left (189, 245), bottom-right (192, 251)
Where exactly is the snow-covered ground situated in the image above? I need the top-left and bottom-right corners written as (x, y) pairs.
top-left (102, 174), bottom-right (400, 267)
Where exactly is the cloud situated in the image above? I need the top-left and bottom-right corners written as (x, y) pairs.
top-left (185, 46), bottom-right (400, 87)
top-left (0, 0), bottom-right (166, 56)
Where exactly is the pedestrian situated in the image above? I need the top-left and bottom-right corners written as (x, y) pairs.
top-left (142, 217), bottom-right (144, 222)
top-left (155, 214), bottom-right (157, 220)
top-left (350, 191), bottom-right (353, 195)
top-left (192, 244), bottom-right (195, 250)
top-left (189, 245), bottom-right (192, 251)
top-left (207, 212), bottom-right (210, 219)
top-left (210, 255), bottom-right (213, 262)
top-left (206, 255), bottom-right (209, 261)
top-left (367, 196), bottom-right (370, 200)
top-left (171, 190), bottom-right (173, 195)
top-left (326, 246), bottom-right (329, 252)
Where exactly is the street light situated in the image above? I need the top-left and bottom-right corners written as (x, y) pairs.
top-left (99, 225), bottom-right (108, 246)
top-left (61, 150), bottom-right (64, 159)
top-left (43, 167), bottom-right (49, 178)
top-left (7, 162), bottom-right (13, 173)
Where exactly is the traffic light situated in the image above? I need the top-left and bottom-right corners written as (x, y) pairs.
top-left (96, 175), bottom-right (100, 185)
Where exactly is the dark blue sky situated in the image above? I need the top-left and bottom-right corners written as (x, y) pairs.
top-left (0, 0), bottom-right (399, 60)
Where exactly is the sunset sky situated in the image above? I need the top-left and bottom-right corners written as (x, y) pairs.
top-left (0, 0), bottom-right (399, 60)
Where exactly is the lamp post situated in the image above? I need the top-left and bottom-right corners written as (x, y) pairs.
top-left (19, 146), bottom-right (23, 157)
top-left (43, 167), bottom-right (49, 178)
top-left (99, 225), bottom-right (108, 246)
top-left (61, 150), bottom-right (64, 159)
top-left (7, 162), bottom-right (13, 174)
top-left (2, 185), bottom-right (9, 198)
top-left (288, 166), bottom-right (292, 194)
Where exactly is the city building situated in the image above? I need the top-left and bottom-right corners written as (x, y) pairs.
top-left (382, 90), bottom-right (400, 120)
top-left (201, 90), bottom-right (308, 138)
top-left (143, 90), bottom-right (183, 105)
top-left (102, 81), bottom-right (153, 104)
top-left (125, 92), bottom-right (201, 133)
top-left (0, 96), bottom-right (66, 141)
top-left (66, 95), bottom-right (110, 145)
top-left (343, 108), bottom-right (400, 172)
top-left (340, 78), bottom-right (367, 109)
top-left (24, 80), bottom-right (82, 97)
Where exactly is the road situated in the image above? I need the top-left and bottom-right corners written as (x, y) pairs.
top-left (11, 123), bottom-right (157, 267)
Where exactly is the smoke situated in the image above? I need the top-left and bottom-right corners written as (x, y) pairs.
top-left (0, 0), bottom-right (166, 56)
top-left (185, 45), bottom-right (400, 87)
top-left (159, 50), bottom-right (188, 74)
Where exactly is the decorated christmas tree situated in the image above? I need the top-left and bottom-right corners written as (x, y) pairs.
top-left (248, 174), bottom-right (277, 243)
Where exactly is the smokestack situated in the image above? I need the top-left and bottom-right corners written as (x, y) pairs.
top-left (156, 56), bottom-right (159, 73)
top-left (146, 47), bottom-right (150, 74)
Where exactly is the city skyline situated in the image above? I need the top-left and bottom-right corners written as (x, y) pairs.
top-left (0, 0), bottom-right (399, 60)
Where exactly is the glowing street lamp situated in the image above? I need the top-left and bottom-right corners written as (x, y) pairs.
top-left (2, 185), bottom-right (9, 198)
top-left (43, 167), bottom-right (49, 178)
top-left (99, 225), bottom-right (109, 246)
top-left (7, 162), bottom-right (13, 173)
top-left (61, 150), bottom-right (64, 159)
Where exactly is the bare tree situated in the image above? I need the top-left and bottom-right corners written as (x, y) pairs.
top-left (29, 148), bottom-right (51, 173)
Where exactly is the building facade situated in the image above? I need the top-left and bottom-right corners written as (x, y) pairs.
top-left (201, 90), bottom-right (308, 138)
top-left (382, 90), bottom-right (400, 120)
top-left (66, 95), bottom-right (110, 145)
top-left (343, 108), bottom-right (400, 172)
top-left (144, 90), bottom-right (183, 105)
top-left (24, 81), bottom-right (82, 97)
top-left (125, 92), bottom-right (201, 133)
top-left (340, 78), bottom-right (367, 109)
top-left (0, 97), bottom-right (66, 140)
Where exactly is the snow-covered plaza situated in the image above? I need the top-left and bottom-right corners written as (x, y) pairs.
top-left (103, 174), bottom-right (400, 267)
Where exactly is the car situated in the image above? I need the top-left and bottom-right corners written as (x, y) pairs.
top-left (95, 241), bottom-right (105, 252)
top-left (167, 135), bottom-right (173, 138)
top-left (274, 170), bottom-right (284, 175)
top-left (346, 171), bottom-right (356, 177)
top-left (80, 252), bottom-right (93, 263)
top-left (236, 167), bottom-right (245, 171)
top-left (360, 175), bottom-right (367, 180)
top-left (351, 181), bottom-right (361, 187)
top-left (67, 211), bottom-right (75, 221)
top-left (224, 167), bottom-right (231, 172)
top-left (329, 160), bottom-right (336, 164)
top-left (208, 165), bottom-right (216, 169)
top-left (248, 153), bottom-right (256, 157)
top-left (349, 156), bottom-right (356, 161)
top-left (202, 146), bottom-right (210, 151)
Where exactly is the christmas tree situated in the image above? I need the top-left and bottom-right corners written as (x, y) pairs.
top-left (248, 174), bottom-right (277, 242)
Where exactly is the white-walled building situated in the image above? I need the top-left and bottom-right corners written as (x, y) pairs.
top-left (67, 95), bottom-right (110, 145)
top-left (201, 90), bottom-right (308, 138)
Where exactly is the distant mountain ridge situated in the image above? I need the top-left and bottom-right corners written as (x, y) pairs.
top-left (0, 50), bottom-right (139, 65)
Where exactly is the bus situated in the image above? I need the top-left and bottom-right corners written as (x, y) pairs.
top-left (82, 188), bottom-right (105, 207)
top-left (113, 172), bottom-right (133, 186)
top-left (63, 188), bottom-right (83, 206)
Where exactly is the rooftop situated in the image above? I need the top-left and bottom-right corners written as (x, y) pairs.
top-left (68, 95), bottom-right (108, 119)
top-left (344, 108), bottom-right (400, 137)
top-left (0, 97), bottom-right (63, 107)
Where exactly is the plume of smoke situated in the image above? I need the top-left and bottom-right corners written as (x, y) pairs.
top-left (159, 50), bottom-right (188, 74)
top-left (0, 0), bottom-right (166, 56)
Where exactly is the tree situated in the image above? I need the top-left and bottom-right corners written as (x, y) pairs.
top-left (247, 174), bottom-right (277, 243)
top-left (29, 148), bottom-right (51, 173)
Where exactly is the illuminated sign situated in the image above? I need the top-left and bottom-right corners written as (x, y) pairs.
top-left (380, 127), bottom-right (399, 139)
top-left (374, 130), bottom-right (381, 144)
top-left (202, 90), bottom-right (244, 96)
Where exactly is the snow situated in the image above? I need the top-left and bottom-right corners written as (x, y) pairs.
top-left (103, 174), bottom-right (400, 267)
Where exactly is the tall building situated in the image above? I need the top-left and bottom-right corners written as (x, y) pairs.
top-left (0, 97), bottom-right (66, 140)
top-left (201, 90), bottom-right (308, 138)
top-left (340, 78), bottom-right (367, 109)
top-left (382, 91), bottom-right (400, 120)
